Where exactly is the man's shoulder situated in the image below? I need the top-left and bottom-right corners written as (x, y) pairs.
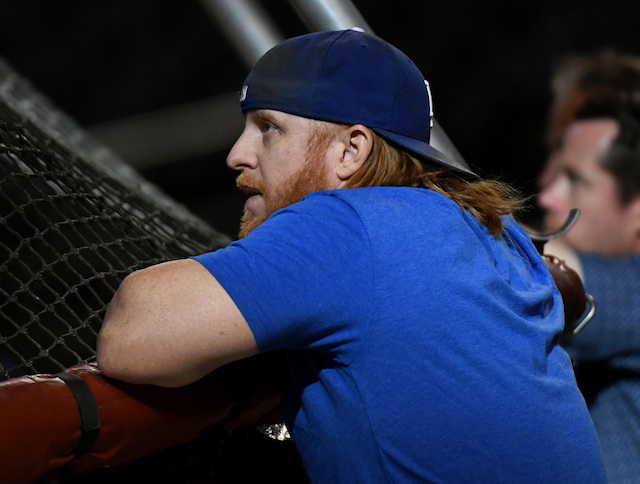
top-left (303, 186), bottom-right (447, 208)
top-left (295, 187), bottom-right (467, 240)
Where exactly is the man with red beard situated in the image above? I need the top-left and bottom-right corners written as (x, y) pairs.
top-left (97, 30), bottom-right (605, 483)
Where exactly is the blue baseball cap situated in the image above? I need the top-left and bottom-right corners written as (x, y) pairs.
top-left (239, 29), bottom-right (476, 177)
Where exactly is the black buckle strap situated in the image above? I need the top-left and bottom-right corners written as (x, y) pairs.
top-left (55, 372), bottom-right (101, 457)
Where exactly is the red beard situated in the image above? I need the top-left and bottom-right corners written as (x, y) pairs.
top-left (236, 143), bottom-right (331, 239)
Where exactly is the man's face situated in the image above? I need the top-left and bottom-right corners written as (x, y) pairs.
top-left (227, 109), bottom-right (338, 238)
top-left (538, 118), bottom-right (637, 254)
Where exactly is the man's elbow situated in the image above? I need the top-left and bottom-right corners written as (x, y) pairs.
top-left (96, 272), bottom-right (195, 387)
top-left (96, 324), bottom-right (139, 383)
top-left (95, 335), bottom-right (124, 381)
top-left (95, 259), bottom-right (241, 387)
top-left (96, 333), bottom-right (178, 386)
top-left (95, 272), bottom-right (149, 383)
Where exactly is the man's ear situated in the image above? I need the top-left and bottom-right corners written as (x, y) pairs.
top-left (335, 124), bottom-right (374, 182)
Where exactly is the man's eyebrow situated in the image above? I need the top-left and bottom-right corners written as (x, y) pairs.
top-left (250, 110), bottom-right (274, 122)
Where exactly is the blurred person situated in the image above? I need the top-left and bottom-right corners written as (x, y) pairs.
top-left (538, 49), bottom-right (640, 202)
top-left (538, 51), bottom-right (640, 483)
top-left (97, 30), bottom-right (605, 483)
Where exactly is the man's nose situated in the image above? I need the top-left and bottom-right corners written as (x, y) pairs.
top-left (538, 176), bottom-right (570, 215)
top-left (226, 131), bottom-right (257, 171)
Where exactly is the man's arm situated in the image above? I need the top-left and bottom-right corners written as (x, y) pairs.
top-left (96, 258), bottom-right (259, 388)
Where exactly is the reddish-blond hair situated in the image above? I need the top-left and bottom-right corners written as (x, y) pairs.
top-left (343, 132), bottom-right (526, 236)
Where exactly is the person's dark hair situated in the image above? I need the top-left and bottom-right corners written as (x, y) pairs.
top-left (575, 91), bottom-right (640, 204)
top-left (547, 50), bottom-right (640, 152)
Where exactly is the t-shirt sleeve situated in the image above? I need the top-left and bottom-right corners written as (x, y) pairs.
top-left (192, 193), bottom-right (374, 359)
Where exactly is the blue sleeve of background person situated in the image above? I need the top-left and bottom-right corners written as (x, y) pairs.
top-left (562, 253), bottom-right (640, 482)
top-left (568, 253), bottom-right (640, 362)
top-left (192, 192), bottom-right (374, 359)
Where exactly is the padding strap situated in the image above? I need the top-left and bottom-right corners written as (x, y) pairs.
top-left (55, 372), bottom-right (101, 457)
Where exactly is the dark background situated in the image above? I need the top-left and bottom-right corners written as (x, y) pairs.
top-left (2, 0), bottom-right (640, 238)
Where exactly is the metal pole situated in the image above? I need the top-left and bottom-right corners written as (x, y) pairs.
top-left (199, 0), bottom-right (285, 68)
top-left (287, 0), bottom-right (471, 171)
top-left (287, 0), bottom-right (373, 33)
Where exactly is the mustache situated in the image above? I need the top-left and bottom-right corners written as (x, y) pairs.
top-left (236, 173), bottom-right (266, 195)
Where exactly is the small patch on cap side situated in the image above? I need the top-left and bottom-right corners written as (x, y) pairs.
top-left (239, 85), bottom-right (248, 102)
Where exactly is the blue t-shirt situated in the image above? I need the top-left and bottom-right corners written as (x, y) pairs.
top-left (195, 187), bottom-right (605, 484)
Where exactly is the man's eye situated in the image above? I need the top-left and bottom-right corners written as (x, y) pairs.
top-left (566, 174), bottom-right (587, 192)
top-left (261, 121), bottom-right (277, 133)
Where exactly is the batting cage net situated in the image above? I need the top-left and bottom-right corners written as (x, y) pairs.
top-left (0, 59), bottom-right (310, 484)
top-left (0, 58), bottom-right (230, 381)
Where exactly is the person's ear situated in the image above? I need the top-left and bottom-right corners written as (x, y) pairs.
top-left (335, 124), bottom-right (373, 182)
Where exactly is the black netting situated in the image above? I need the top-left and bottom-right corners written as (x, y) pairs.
top-left (0, 59), bottom-right (308, 484)
top-left (0, 59), bottom-right (231, 380)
